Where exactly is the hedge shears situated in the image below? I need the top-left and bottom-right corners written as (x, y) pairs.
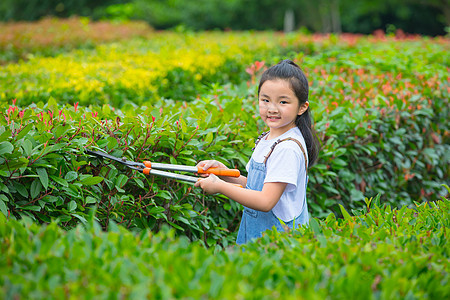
top-left (86, 149), bottom-right (242, 186)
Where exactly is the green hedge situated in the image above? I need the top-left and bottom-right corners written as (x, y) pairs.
top-left (0, 96), bottom-right (256, 245)
top-left (1, 195), bottom-right (448, 298)
top-left (0, 86), bottom-right (448, 244)
top-left (0, 31), bottom-right (448, 244)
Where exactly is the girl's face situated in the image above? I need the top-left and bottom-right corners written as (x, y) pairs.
top-left (258, 79), bottom-right (308, 138)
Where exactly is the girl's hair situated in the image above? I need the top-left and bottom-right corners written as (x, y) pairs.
top-left (258, 59), bottom-right (319, 167)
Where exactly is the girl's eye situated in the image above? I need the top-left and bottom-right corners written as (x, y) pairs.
top-left (280, 101), bottom-right (288, 104)
top-left (261, 99), bottom-right (269, 103)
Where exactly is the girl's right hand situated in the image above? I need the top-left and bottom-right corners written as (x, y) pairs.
top-left (196, 160), bottom-right (228, 177)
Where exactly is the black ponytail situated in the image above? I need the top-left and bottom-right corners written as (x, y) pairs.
top-left (258, 59), bottom-right (319, 167)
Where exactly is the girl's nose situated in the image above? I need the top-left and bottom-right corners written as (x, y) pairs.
top-left (267, 103), bottom-right (278, 112)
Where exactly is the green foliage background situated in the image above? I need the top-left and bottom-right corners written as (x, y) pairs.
top-left (0, 0), bottom-right (448, 35)
top-left (0, 19), bottom-right (449, 298)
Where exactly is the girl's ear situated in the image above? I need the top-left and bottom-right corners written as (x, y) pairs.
top-left (297, 101), bottom-right (309, 116)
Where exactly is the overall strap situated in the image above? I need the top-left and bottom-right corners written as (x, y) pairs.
top-left (252, 131), bottom-right (269, 151)
top-left (263, 137), bottom-right (308, 172)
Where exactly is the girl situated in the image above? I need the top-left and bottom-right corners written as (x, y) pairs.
top-left (194, 59), bottom-right (319, 244)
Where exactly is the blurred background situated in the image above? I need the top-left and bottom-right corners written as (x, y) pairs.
top-left (0, 0), bottom-right (448, 35)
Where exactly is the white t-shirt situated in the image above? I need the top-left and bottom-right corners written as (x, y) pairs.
top-left (246, 127), bottom-right (308, 222)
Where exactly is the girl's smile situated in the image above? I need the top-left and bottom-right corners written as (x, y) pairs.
top-left (259, 79), bottom-right (308, 138)
top-left (267, 115), bottom-right (281, 121)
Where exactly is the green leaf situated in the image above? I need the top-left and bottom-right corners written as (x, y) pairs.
top-left (14, 182), bottom-right (29, 198)
top-left (334, 148), bottom-right (347, 157)
top-left (350, 189), bottom-right (364, 202)
top-left (30, 179), bottom-right (42, 199)
top-left (309, 217), bottom-right (322, 235)
top-left (157, 190), bottom-right (172, 200)
top-left (115, 174), bottom-right (128, 188)
top-left (81, 176), bottom-right (104, 186)
top-left (205, 132), bottom-right (213, 143)
top-left (134, 178), bottom-right (144, 189)
top-left (50, 175), bottom-right (68, 187)
top-left (47, 96), bottom-right (58, 111)
top-left (0, 198), bottom-right (8, 217)
top-left (0, 183), bottom-right (8, 193)
top-left (325, 212), bottom-right (336, 224)
top-left (57, 215), bottom-right (72, 222)
top-left (107, 137), bottom-right (118, 150)
top-left (173, 215), bottom-right (190, 225)
top-left (37, 168), bottom-right (49, 190)
top-left (22, 205), bottom-right (41, 211)
top-left (323, 185), bottom-right (340, 195)
top-left (36, 213), bottom-right (51, 222)
top-left (339, 204), bottom-right (352, 221)
top-left (54, 125), bottom-right (70, 139)
top-left (62, 186), bottom-right (78, 197)
top-left (68, 200), bottom-right (77, 212)
top-left (0, 157), bottom-right (29, 171)
top-left (0, 142), bottom-right (14, 155)
top-left (72, 213), bottom-right (87, 224)
top-left (43, 195), bottom-right (58, 203)
top-left (332, 158), bottom-right (347, 167)
top-left (167, 221), bottom-right (184, 231)
top-left (85, 196), bottom-right (98, 204)
top-left (0, 129), bottom-right (10, 143)
top-left (15, 124), bottom-right (33, 141)
top-left (0, 194), bottom-right (8, 203)
top-left (148, 206), bottom-right (165, 214)
top-left (21, 139), bottom-right (33, 157)
top-left (65, 171), bottom-right (78, 182)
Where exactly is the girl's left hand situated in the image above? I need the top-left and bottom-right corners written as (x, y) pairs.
top-left (195, 160), bottom-right (228, 178)
top-left (194, 173), bottom-right (223, 194)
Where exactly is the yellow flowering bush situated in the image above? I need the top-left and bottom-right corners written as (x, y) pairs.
top-left (1, 32), bottom-right (280, 107)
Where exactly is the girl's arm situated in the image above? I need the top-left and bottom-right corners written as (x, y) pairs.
top-left (194, 174), bottom-right (287, 212)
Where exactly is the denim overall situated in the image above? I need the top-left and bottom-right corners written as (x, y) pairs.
top-left (236, 137), bottom-right (309, 245)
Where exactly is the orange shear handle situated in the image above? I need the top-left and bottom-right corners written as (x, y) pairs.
top-left (197, 167), bottom-right (240, 177)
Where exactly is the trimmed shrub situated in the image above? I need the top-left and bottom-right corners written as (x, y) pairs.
top-left (1, 196), bottom-right (448, 298)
